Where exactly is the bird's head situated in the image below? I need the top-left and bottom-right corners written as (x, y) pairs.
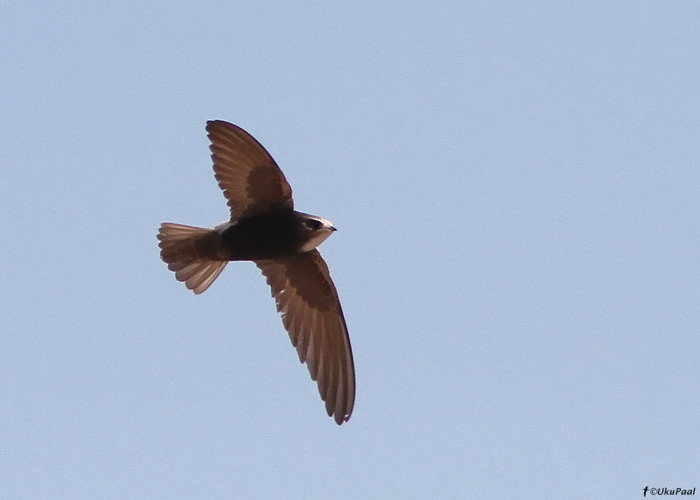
top-left (297, 213), bottom-right (337, 252)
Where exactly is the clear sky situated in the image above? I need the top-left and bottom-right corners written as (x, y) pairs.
top-left (2, 2), bottom-right (699, 499)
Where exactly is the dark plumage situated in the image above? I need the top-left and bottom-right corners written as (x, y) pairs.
top-left (157, 120), bottom-right (355, 425)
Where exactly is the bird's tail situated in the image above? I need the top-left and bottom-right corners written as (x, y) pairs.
top-left (157, 223), bottom-right (228, 294)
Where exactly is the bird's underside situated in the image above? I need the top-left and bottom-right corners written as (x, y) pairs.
top-left (157, 120), bottom-right (355, 425)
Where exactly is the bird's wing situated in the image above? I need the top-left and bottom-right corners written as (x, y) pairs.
top-left (207, 120), bottom-right (294, 221)
top-left (255, 250), bottom-right (355, 424)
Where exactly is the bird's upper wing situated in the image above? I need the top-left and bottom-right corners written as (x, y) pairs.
top-left (207, 120), bottom-right (294, 221)
top-left (255, 250), bottom-right (355, 425)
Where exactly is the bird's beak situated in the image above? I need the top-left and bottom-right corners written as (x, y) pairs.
top-left (330, 226), bottom-right (337, 231)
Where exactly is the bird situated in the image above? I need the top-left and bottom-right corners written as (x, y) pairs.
top-left (157, 120), bottom-right (355, 425)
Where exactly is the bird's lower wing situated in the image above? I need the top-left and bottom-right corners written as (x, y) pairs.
top-left (255, 250), bottom-right (355, 424)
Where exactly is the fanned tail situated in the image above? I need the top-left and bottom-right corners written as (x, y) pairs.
top-left (157, 223), bottom-right (228, 294)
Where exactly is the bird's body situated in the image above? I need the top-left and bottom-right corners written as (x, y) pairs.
top-left (220, 211), bottom-right (335, 260)
top-left (221, 213), bottom-right (305, 260)
top-left (157, 120), bottom-right (355, 425)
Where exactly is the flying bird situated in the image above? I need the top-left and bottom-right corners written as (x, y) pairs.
top-left (157, 120), bottom-right (355, 425)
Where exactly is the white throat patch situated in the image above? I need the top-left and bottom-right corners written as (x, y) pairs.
top-left (300, 230), bottom-right (333, 252)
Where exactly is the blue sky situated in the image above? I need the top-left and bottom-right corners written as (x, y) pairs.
top-left (2, 2), bottom-right (699, 498)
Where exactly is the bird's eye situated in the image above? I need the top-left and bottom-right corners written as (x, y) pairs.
top-left (305, 219), bottom-right (322, 230)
